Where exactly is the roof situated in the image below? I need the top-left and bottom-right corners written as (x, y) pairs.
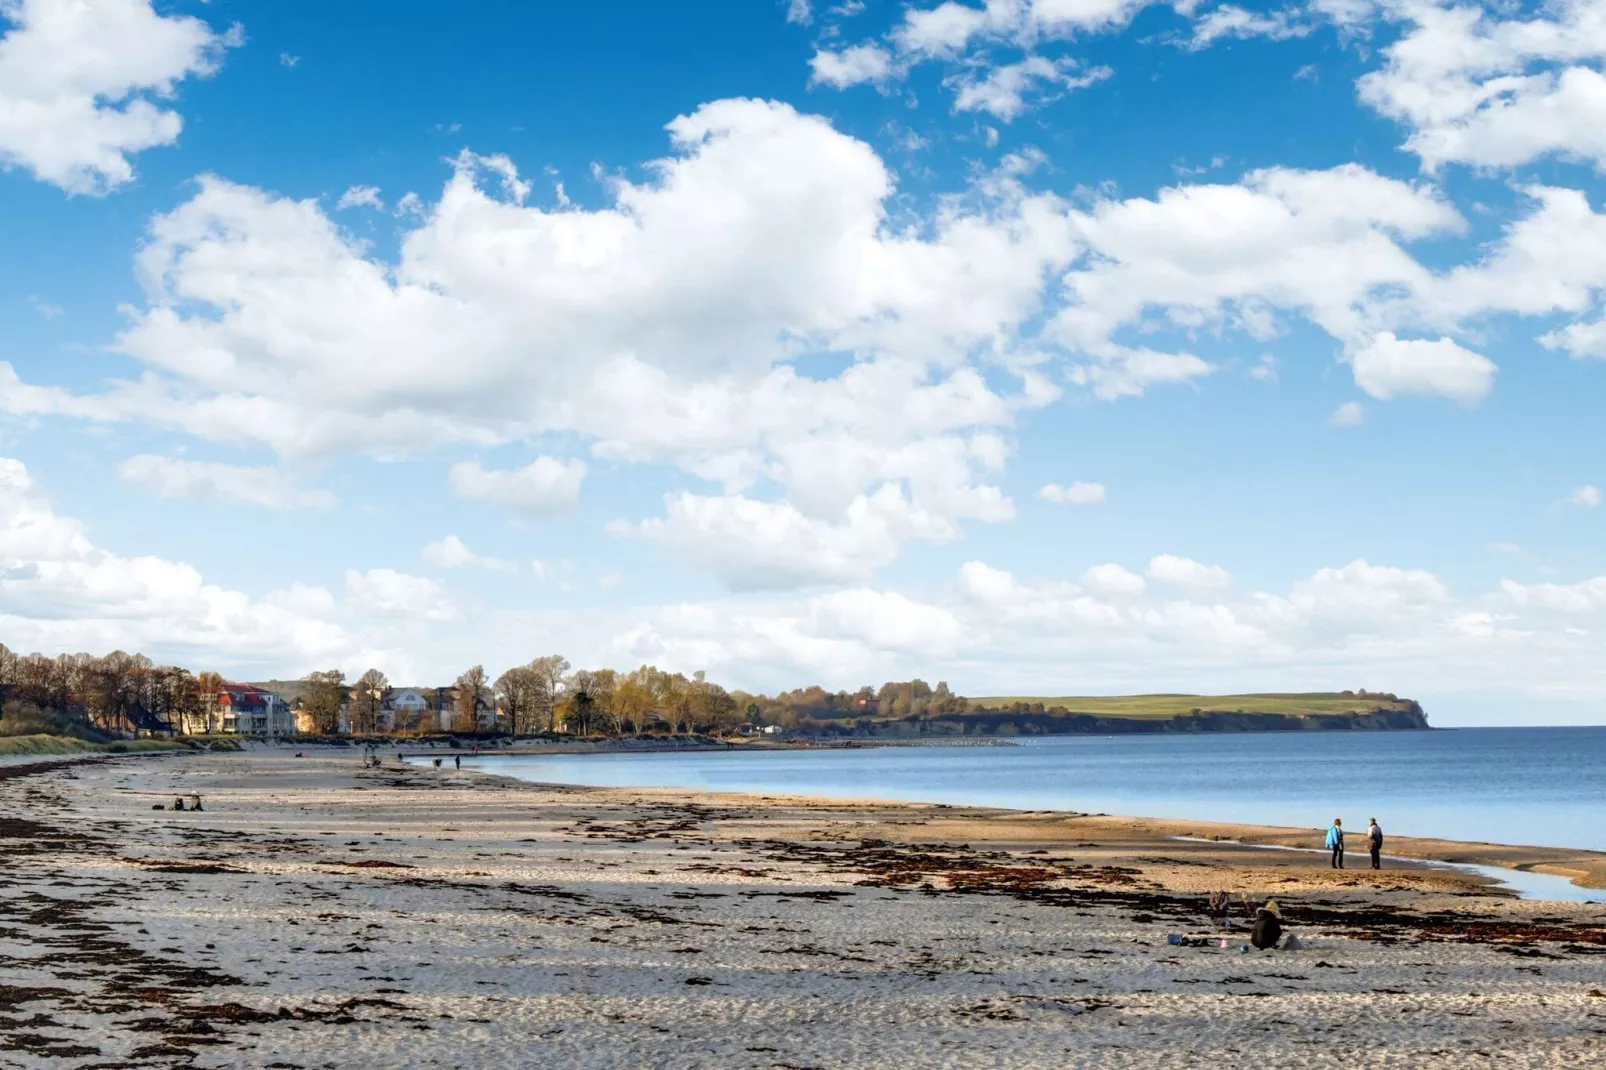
top-left (218, 682), bottom-right (288, 708)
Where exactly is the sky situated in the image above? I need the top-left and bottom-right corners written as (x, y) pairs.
top-left (1, 0), bottom-right (1605, 725)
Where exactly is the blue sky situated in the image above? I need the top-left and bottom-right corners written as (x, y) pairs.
top-left (2, 0), bottom-right (1605, 724)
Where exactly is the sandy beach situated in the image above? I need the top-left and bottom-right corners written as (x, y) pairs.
top-left (1, 749), bottom-right (1603, 1068)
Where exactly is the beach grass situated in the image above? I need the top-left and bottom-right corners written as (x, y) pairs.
top-left (968, 692), bottom-right (1415, 718)
top-left (0, 734), bottom-right (189, 756)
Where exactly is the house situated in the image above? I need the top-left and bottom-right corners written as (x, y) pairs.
top-left (177, 703), bottom-right (215, 736)
top-left (381, 687), bottom-right (433, 733)
top-left (261, 690), bottom-right (294, 735)
top-left (430, 686), bottom-right (497, 732)
top-left (215, 684), bottom-right (294, 736)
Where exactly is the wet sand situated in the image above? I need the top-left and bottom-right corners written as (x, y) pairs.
top-left (0, 749), bottom-right (1602, 1068)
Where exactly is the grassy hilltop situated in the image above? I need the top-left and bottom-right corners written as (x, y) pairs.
top-left (969, 692), bottom-right (1420, 719)
top-left (861, 691), bottom-right (1428, 736)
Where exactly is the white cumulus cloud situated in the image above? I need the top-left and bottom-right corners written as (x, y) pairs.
top-left (448, 458), bottom-right (585, 514)
top-left (1349, 333), bottom-right (1496, 406)
top-left (614, 486), bottom-right (965, 590)
top-left (0, 0), bottom-right (238, 194)
top-left (809, 44), bottom-right (896, 88)
top-left (1082, 562), bottom-right (1146, 596)
top-left (0, 455), bottom-right (352, 670)
top-left (420, 534), bottom-right (516, 572)
top-left (810, 588), bottom-right (962, 655)
top-left (1147, 553), bottom-right (1231, 591)
top-left (0, 98), bottom-right (1071, 588)
top-left (344, 568), bottom-right (458, 621)
top-left (1358, 0), bottom-right (1606, 171)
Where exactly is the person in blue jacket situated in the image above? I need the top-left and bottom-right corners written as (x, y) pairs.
top-left (1325, 817), bottom-right (1345, 869)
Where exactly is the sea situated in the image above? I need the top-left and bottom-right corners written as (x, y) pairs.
top-left (438, 727), bottom-right (1606, 901)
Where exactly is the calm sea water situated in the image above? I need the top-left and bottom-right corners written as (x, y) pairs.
top-left (454, 727), bottom-right (1605, 854)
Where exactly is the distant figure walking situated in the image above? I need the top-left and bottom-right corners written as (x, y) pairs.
top-left (1326, 818), bottom-right (1345, 869)
top-left (1368, 818), bottom-right (1383, 870)
top-left (1250, 900), bottom-right (1283, 950)
top-left (454, 755), bottom-right (461, 770)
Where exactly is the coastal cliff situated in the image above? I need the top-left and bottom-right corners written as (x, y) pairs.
top-left (830, 695), bottom-right (1430, 737)
top-left (926, 705), bottom-right (1427, 735)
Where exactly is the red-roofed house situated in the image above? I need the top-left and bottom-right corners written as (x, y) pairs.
top-left (215, 683), bottom-right (294, 736)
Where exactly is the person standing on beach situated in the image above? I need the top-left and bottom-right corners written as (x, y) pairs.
top-left (1368, 818), bottom-right (1383, 870)
top-left (1326, 818), bottom-right (1345, 869)
top-left (454, 754), bottom-right (461, 770)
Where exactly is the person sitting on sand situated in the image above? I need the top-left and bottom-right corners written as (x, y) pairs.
top-left (1368, 818), bottom-right (1383, 870)
top-left (172, 796), bottom-right (186, 812)
top-left (189, 794), bottom-right (203, 812)
top-left (1326, 818), bottom-right (1345, 869)
top-left (1250, 900), bottom-right (1282, 950)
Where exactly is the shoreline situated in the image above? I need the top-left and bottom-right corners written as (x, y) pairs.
top-left (430, 752), bottom-right (1606, 893)
top-left (3, 749), bottom-right (1602, 1067)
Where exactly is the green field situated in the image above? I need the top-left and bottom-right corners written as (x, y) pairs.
top-left (967, 692), bottom-right (1414, 719)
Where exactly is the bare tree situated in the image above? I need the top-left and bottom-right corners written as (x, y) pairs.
top-left (194, 672), bottom-right (224, 734)
top-left (351, 668), bottom-right (390, 735)
top-left (588, 668), bottom-right (619, 735)
top-left (453, 665), bottom-right (489, 733)
top-left (528, 655), bottom-right (569, 732)
top-left (495, 666), bottom-right (540, 736)
top-left (85, 651), bottom-right (154, 733)
top-left (564, 669), bottom-right (617, 736)
top-left (146, 666), bottom-right (196, 736)
top-left (0, 642), bottom-right (15, 708)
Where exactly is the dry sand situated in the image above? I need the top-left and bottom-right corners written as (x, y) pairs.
top-left (0, 748), bottom-right (1603, 1068)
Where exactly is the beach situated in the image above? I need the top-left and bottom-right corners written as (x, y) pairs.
top-left (0, 749), bottom-right (1603, 1068)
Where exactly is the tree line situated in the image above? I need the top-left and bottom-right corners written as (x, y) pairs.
top-left (300, 659), bottom-right (748, 737)
top-left (0, 640), bottom-right (973, 739)
top-left (0, 643), bottom-right (221, 736)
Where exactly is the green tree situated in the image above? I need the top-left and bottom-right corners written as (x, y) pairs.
top-left (302, 670), bottom-right (347, 735)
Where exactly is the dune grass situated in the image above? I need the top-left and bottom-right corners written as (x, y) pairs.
top-left (0, 734), bottom-right (189, 756)
top-left (967, 693), bottom-right (1414, 719)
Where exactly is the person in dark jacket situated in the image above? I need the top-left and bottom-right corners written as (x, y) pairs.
top-left (1250, 901), bottom-right (1283, 950)
top-left (1368, 818), bottom-right (1383, 870)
